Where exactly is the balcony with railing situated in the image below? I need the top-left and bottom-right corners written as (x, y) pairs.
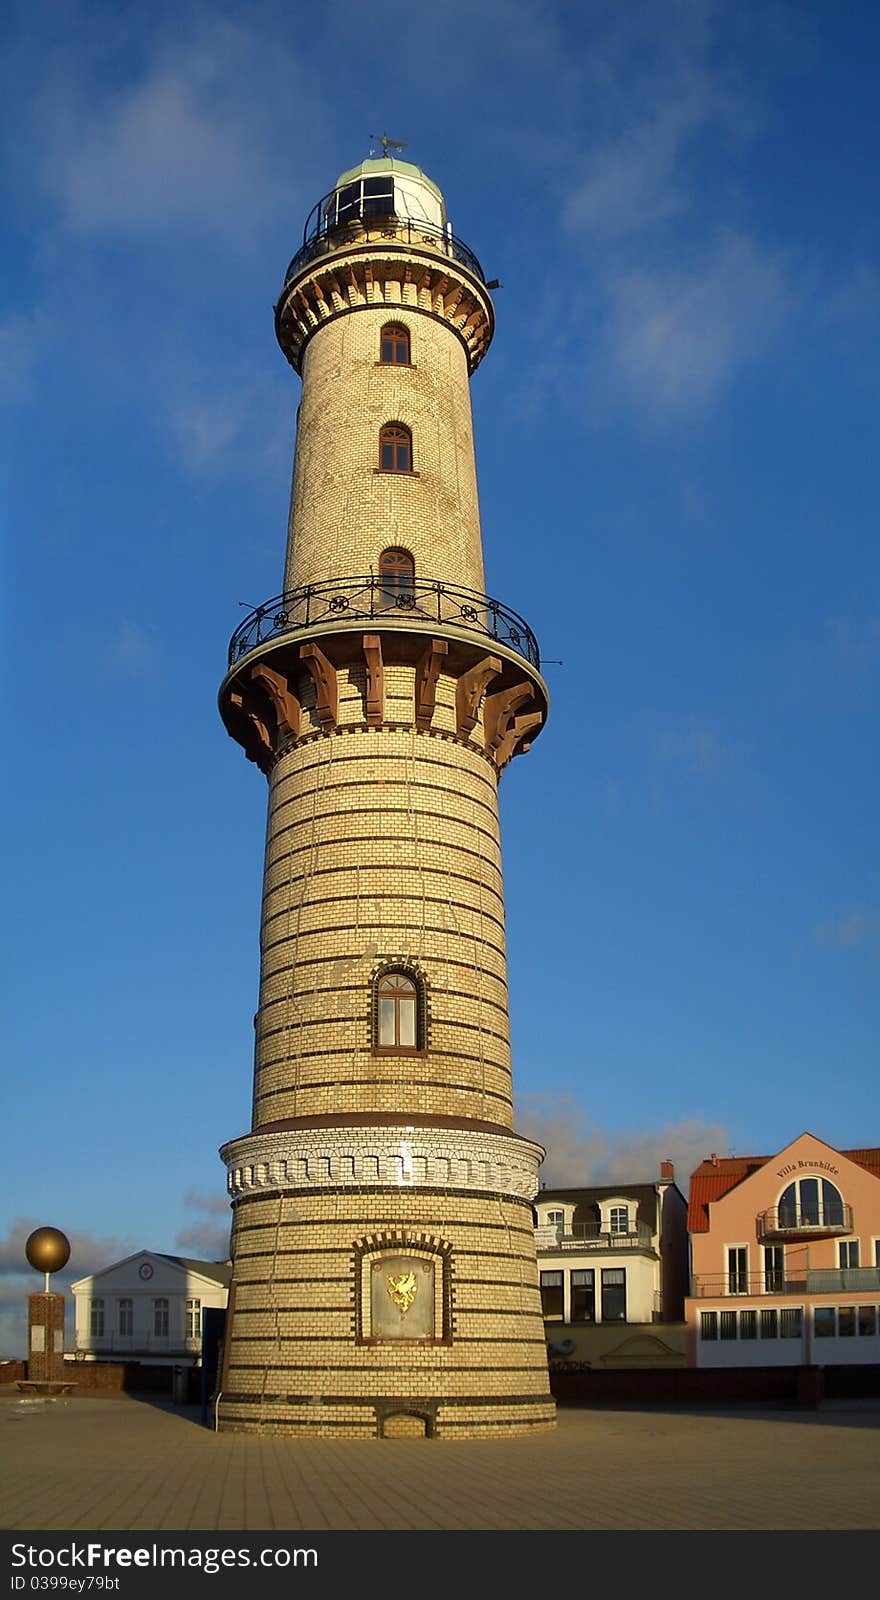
top-left (227, 576), bottom-right (540, 671)
top-left (280, 185), bottom-right (486, 291)
top-left (757, 1203), bottom-right (853, 1241)
top-left (691, 1265), bottom-right (880, 1299)
top-left (535, 1222), bottom-right (656, 1253)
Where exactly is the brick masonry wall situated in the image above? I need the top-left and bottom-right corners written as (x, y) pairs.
top-left (218, 1188), bottom-right (555, 1437)
top-left (285, 306), bottom-right (486, 597)
top-left (252, 708), bottom-right (513, 1130)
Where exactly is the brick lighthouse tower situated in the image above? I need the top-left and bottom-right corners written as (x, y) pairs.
top-left (216, 153), bottom-right (554, 1437)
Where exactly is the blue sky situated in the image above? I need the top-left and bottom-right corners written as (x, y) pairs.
top-left (2, 0), bottom-right (878, 1351)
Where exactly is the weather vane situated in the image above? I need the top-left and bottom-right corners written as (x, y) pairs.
top-left (369, 133), bottom-right (406, 158)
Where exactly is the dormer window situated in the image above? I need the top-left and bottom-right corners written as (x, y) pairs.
top-left (609, 1206), bottom-right (629, 1235)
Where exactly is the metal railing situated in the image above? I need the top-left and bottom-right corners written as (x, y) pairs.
top-left (280, 193), bottom-right (486, 289)
top-left (535, 1222), bottom-right (655, 1252)
top-left (227, 576), bottom-right (540, 669)
top-left (690, 1274), bottom-right (807, 1298)
top-left (757, 1203), bottom-right (853, 1239)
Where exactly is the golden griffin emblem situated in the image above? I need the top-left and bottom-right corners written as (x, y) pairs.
top-left (387, 1270), bottom-right (418, 1314)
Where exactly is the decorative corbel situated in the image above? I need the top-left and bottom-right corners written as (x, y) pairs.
top-left (414, 639), bottom-right (448, 730)
top-left (483, 682), bottom-right (535, 755)
top-left (455, 655), bottom-right (501, 737)
top-left (228, 690), bottom-right (273, 773)
top-left (362, 634), bottom-right (384, 726)
top-left (300, 642), bottom-right (338, 731)
top-left (493, 709), bottom-right (544, 768)
top-left (250, 663), bottom-right (301, 744)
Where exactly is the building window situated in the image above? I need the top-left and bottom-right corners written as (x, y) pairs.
top-left (760, 1308), bottom-right (778, 1339)
top-left (153, 1298), bottom-right (169, 1338)
top-left (858, 1306), bottom-right (877, 1337)
top-left (778, 1177), bottom-right (845, 1228)
top-left (815, 1307), bottom-right (836, 1339)
top-left (700, 1311), bottom-right (718, 1341)
top-left (373, 969), bottom-right (422, 1051)
top-left (378, 423), bottom-right (412, 473)
top-left (601, 1268), bottom-right (626, 1322)
top-left (89, 1299), bottom-right (105, 1337)
top-left (739, 1309), bottom-right (757, 1340)
top-left (780, 1307), bottom-right (803, 1339)
top-left (328, 174), bottom-right (395, 228)
top-left (609, 1207), bottom-right (629, 1235)
top-left (186, 1299), bottom-right (202, 1340)
top-left (378, 546), bottom-right (415, 607)
top-left (720, 1310), bottom-right (737, 1340)
top-left (380, 323), bottom-right (411, 365)
top-left (727, 1247), bottom-right (749, 1295)
top-left (540, 1271), bottom-right (564, 1321)
top-left (837, 1306), bottom-right (856, 1337)
top-left (839, 1240), bottom-right (860, 1268)
top-left (764, 1245), bottom-right (785, 1293)
top-left (117, 1299), bottom-right (133, 1336)
top-left (570, 1270), bottom-right (595, 1322)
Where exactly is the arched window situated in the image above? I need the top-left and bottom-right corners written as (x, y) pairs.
top-left (380, 323), bottom-right (411, 365)
top-left (373, 968), bottom-right (425, 1052)
top-left (378, 423), bottom-right (412, 473)
top-left (378, 546), bottom-right (415, 607)
top-left (778, 1178), bottom-right (845, 1229)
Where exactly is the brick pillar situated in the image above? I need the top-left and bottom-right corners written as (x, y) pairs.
top-left (28, 1293), bottom-right (66, 1382)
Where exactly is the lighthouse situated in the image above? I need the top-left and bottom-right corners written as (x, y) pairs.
top-left (216, 154), bottom-right (555, 1437)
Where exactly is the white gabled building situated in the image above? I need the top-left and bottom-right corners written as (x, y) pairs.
top-left (534, 1162), bottom-right (689, 1367)
top-left (70, 1251), bottom-right (231, 1366)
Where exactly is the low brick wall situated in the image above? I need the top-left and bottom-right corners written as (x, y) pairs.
top-left (549, 1363), bottom-right (880, 1407)
top-left (1, 1359), bottom-right (203, 1401)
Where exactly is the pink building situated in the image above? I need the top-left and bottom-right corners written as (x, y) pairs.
top-left (686, 1133), bottom-right (880, 1367)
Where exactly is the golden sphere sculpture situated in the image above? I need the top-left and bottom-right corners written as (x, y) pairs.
top-left (25, 1227), bottom-right (71, 1275)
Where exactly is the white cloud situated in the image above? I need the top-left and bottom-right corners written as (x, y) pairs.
top-left (168, 374), bottom-right (292, 479)
top-left (37, 18), bottom-right (321, 242)
top-left (813, 909), bottom-right (880, 951)
top-left (0, 310), bottom-right (52, 405)
top-left (517, 1093), bottom-right (730, 1188)
top-left (108, 621), bottom-right (160, 678)
top-left (649, 712), bottom-right (739, 778)
top-left (606, 231), bottom-right (793, 416)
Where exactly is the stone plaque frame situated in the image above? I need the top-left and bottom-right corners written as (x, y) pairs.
top-left (353, 1230), bottom-right (454, 1346)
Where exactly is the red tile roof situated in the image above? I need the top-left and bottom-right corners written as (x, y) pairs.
top-left (687, 1147), bottom-right (880, 1232)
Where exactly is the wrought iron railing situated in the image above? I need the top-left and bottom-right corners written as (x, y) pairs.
top-left (227, 576), bottom-right (540, 669)
top-left (281, 209), bottom-right (486, 290)
top-left (757, 1204), bottom-right (853, 1239)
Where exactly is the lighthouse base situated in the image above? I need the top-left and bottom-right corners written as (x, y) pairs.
top-left (217, 1124), bottom-right (556, 1438)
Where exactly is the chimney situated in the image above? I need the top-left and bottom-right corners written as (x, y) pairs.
top-left (710, 1152), bottom-right (718, 1167)
top-left (660, 1159), bottom-right (674, 1181)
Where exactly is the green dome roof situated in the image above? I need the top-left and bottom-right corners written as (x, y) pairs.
top-left (333, 157), bottom-right (443, 202)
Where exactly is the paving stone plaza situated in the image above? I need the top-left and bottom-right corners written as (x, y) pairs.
top-left (2, 1393), bottom-right (877, 1532)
